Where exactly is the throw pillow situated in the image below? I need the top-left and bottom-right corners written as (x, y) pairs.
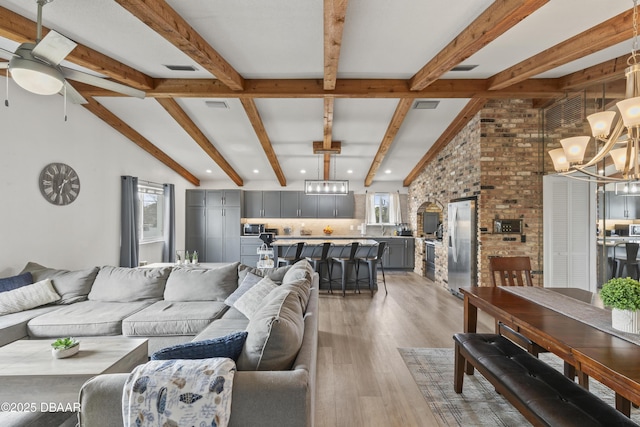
top-left (164, 262), bottom-right (240, 302)
top-left (0, 279), bottom-right (61, 315)
top-left (237, 287), bottom-right (305, 371)
top-left (0, 272), bottom-right (33, 293)
top-left (233, 276), bottom-right (278, 319)
top-left (224, 271), bottom-right (262, 307)
top-left (21, 262), bottom-right (99, 304)
top-left (237, 263), bottom-right (292, 286)
top-left (150, 331), bottom-right (249, 361)
top-left (88, 266), bottom-right (171, 302)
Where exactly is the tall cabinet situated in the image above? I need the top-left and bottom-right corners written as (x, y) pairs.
top-left (185, 190), bottom-right (242, 263)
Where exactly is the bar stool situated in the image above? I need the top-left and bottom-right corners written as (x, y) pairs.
top-left (616, 243), bottom-right (640, 280)
top-left (306, 242), bottom-right (332, 290)
top-left (277, 242), bottom-right (305, 267)
top-left (356, 241), bottom-right (387, 295)
top-left (330, 242), bottom-right (359, 296)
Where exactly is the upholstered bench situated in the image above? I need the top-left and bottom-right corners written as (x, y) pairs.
top-left (453, 333), bottom-right (636, 427)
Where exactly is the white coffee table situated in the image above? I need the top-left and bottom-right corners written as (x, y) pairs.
top-left (0, 337), bottom-right (147, 407)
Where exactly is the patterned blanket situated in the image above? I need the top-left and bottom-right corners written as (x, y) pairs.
top-left (123, 357), bottom-right (236, 427)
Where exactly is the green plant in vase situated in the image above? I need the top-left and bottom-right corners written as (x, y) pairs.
top-left (600, 277), bottom-right (640, 333)
top-left (51, 337), bottom-right (80, 358)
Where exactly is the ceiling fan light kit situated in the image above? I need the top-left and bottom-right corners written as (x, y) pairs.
top-left (9, 47), bottom-right (64, 95)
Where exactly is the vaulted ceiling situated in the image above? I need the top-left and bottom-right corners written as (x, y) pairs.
top-left (0, 0), bottom-right (633, 190)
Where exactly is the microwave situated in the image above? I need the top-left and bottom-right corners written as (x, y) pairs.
top-left (244, 223), bottom-right (265, 235)
top-left (630, 224), bottom-right (640, 237)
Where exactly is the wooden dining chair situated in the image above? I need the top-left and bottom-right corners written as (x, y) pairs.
top-left (488, 255), bottom-right (581, 382)
top-left (489, 256), bottom-right (533, 287)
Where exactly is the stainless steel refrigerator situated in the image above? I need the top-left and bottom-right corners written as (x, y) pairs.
top-left (447, 198), bottom-right (477, 297)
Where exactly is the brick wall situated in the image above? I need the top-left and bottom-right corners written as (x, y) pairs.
top-left (409, 99), bottom-right (544, 288)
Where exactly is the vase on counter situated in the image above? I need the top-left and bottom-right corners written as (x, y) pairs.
top-left (611, 308), bottom-right (640, 333)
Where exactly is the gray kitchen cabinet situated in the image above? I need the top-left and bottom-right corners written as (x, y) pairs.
top-left (281, 192), bottom-right (318, 218)
top-left (185, 189), bottom-right (242, 263)
top-left (317, 192), bottom-right (355, 218)
top-left (605, 191), bottom-right (638, 219)
top-left (377, 238), bottom-right (415, 269)
top-left (240, 236), bottom-right (277, 266)
top-left (244, 191), bottom-right (281, 218)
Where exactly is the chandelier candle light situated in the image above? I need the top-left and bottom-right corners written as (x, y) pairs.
top-left (549, 0), bottom-right (640, 194)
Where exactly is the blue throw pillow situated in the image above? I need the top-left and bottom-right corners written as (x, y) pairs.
top-left (0, 272), bottom-right (33, 293)
top-left (151, 331), bottom-right (249, 361)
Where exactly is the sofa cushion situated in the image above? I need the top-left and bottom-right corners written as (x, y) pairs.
top-left (237, 287), bottom-right (305, 371)
top-left (224, 271), bottom-right (262, 307)
top-left (0, 305), bottom-right (60, 347)
top-left (0, 272), bottom-right (33, 293)
top-left (279, 278), bottom-right (312, 312)
top-left (164, 262), bottom-right (239, 302)
top-left (122, 301), bottom-right (229, 336)
top-left (88, 266), bottom-right (171, 302)
top-left (150, 331), bottom-right (248, 361)
top-left (26, 300), bottom-right (152, 337)
top-left (0, 279), bottom-right (60, 315)
top-left (233, 276), bottom-right (278, 319)
top-left (194, 318), bottom-right (250, 341)
top-left (237, 263), bottom-right (292, 285)
top-left (282, 259), bottom-right (313, 284)
top-left (21, 262), bottom-right (99, 304)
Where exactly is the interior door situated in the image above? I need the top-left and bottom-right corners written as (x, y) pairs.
top-left (543, 175), bottom-right (596, 292)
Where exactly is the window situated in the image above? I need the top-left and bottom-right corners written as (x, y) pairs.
top-left (366, 192), bottom-right (402, 225)
top-left (138, 183), bottom-right (164, 243)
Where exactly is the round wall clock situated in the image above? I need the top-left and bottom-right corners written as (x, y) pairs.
top-left (38, 162), bottom-right (81, 205)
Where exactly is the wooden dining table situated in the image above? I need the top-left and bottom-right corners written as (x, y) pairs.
top-left (461, 286), bottom-right (640, 416)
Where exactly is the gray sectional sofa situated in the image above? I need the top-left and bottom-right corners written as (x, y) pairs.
top-left (0, 260), bottom-right (318, 427)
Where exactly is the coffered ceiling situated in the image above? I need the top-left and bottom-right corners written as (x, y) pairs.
top-left (0, 0), bottom-right (633, 190)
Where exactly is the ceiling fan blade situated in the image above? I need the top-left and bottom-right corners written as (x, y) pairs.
top-left (0, 62), bottom-right (8, 69)
top-left (60, 67), bottom-right (145, 99)
top-left (32, 30), bottom-right (77, 66)
top-left (60, 81), bottom-right (87, 104)
top-left (0, 47), bottom-right (17, 61)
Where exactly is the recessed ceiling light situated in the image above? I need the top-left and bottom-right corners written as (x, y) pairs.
top-left (451, 64), bottom-right (478, 72)
top-left (253, 169), bottom-right (259, 174)
top-left (164, 64), bottom-right (198, 71)
top-left (347, 169), bottom-right (353, 174)
top-left (206, 169), bottom-right (212, 174)
top-left (413, 100), bottom-right (440, 110)
top-left (385, 169), bottom-right (391, 174)
top-left (300, 169), bottom-right (306, 174)
top-left (205, 100), bottom-right (229, 109)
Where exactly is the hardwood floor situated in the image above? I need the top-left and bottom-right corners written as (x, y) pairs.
top-left (315, 271), bottom-right (495, 427)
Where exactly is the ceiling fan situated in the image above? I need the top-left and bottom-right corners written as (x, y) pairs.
top-left (0, 0), bottom-right (145, 104)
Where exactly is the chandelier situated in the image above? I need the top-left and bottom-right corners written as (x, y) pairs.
top-left (304, 152), bottom-right (349, 196)
top-left (549, 0), bottom-right (640, 188)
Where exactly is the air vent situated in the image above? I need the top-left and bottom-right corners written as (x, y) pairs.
top-left (451, 64), bottom-right (478, 72)
top-left (413, 100), bottom-right (440, 110)
top-left (164, 65), bottom-right (197, 71)
top-left (205, 100), bottom-right (229, 109)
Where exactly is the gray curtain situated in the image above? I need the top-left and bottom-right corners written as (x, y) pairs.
top-left (162, 183), bottom-right (175, 262)
top-left (119, 176), bottom-right (139, 267)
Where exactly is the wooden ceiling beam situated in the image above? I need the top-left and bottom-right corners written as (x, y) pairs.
top-left (488, 7), bottom-right (634, 90)
top-left (156, 98), bottom-right (243, 186)
top-left (410, 0), bottom-right (548, 91)
top-left (77, 77), bottom-right (564, 99)
top-left (83, 97), bottom-right (200, 186)
top-left (0, 6), bottom-right (153, 91)
top-left (323, 98), bottom-right (335, 179)
top-left (115, 0), bottom-right (244, 91)
top-left (558, 54), bottom-right (628, 91)
top-left (364, 98), bottom-right (413, 187)
top-left (324, 0), bottom-right (349, 90)
top-left (240, 98), bottom-right (287, 186)
top-left (403, 98), bottom-right (487, 186)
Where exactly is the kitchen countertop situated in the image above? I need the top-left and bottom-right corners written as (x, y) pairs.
top-left (271, 239), bottom-right (379, 246)
top-left (258, 235), bottom-right (415, 239)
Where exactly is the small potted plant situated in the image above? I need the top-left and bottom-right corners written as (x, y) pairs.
top-left (600, 277), bottom-right (640, 333)
top-left (51, 337), bottom-right (80, 359)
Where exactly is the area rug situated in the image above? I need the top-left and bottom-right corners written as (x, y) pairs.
top-left (398, 347), bottom-right (640, 427)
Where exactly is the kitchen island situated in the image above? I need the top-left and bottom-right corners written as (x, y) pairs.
top-left (273, 238), bottom-right (380, 292)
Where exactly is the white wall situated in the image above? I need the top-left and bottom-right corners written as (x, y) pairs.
top-left (0, 79), bottom-right (195, 277)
